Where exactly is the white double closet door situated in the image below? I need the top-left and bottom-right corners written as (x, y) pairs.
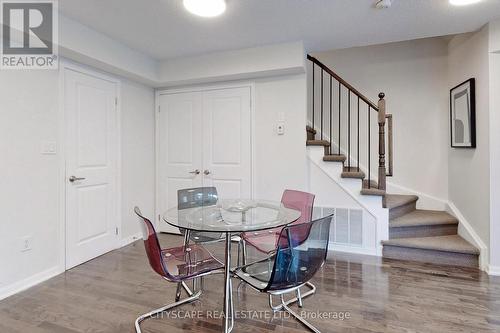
top-left (158, 86), bottom-right (252, 234)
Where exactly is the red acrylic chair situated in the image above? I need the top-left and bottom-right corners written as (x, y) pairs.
top-left (133, 207), bottom-right (224, 333)
top-left (240, 189), bottom-right (315, 257)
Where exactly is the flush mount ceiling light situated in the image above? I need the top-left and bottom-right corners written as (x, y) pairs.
top-left (183, 0), bottom-right (226, 17)
top-left (450, 0), bottom-right (482, 6)
top-left (375, 0), bottom-right (392, 9)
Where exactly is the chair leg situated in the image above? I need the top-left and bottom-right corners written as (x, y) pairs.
top-left (241, 239), bottom-right (248, 266)
top-left (181, 281), bottom-right (194, 296)
top-left (280, 294), bottom-right (321, 333)
top-left (135, 289), bottom-right (202, 333)
top-left (268, 282), bottom-right (316, 311)
top-left (175, 282), bottom-right (182, 302)
top-left (296, 288), bottom-right (304, 308)
top-left (237, 240), bottom-right (241, 267)
top-left (228, 278), bottom-right (235, 332)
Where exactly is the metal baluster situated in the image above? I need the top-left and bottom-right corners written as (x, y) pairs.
top-left (330, 76), bottom-right (333, 155)
top-left (368, 105), bottom-right (371, 189)
top-left (348, 90), bottom-right (351, 169)
top-left (357, 97), bottom-right (360, 172)
top-left (312, 63), bottom-right (315, 132)
top-left (321, 69), bottom-right (324, 140)
top-left (338, 82), bottom-right (341, 155)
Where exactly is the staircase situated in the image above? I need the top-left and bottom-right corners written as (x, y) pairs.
top-left (307, 55), bottom-right (479, 267)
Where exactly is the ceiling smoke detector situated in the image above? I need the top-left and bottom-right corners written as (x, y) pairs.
top-left (375, 0), bottom-right (392, 9)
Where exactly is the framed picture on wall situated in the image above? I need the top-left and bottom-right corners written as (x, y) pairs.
top-left (450, 78), bottom-right (476, 148)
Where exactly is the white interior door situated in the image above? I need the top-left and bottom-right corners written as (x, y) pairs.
top-left (157, 86), bottom-right (252, 233)
top-left (202, 87), bottom-right (252, 198)
top-left (65, 68), bottom-right (119, 269)
top-left (158, 92), bottom-right (203, 233)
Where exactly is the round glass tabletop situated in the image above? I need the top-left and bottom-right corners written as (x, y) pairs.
top-left (162, 199), bottom-right (301, 233)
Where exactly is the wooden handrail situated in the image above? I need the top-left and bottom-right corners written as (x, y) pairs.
top-left (307, 54), bottom-right (379, 111)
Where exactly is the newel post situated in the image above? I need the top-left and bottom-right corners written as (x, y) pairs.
top-left (378, 93), bottom-right (386, 191)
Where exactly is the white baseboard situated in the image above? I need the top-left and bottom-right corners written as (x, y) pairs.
top-left (446, 202), bottom-right (489, 271)
top-left (329, 243), bottom-right (378, 257)
top-left (120, 232), bottom-right (142, 247)
top-left (0, 266), bottom-right (62, 301)
top-left (487, 265), bottom-right (500, 276)
top-left (386, 182), bottom-right (448, 211)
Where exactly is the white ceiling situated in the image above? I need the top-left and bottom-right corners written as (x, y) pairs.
top-left (59, 0), bottom-right (500, 60)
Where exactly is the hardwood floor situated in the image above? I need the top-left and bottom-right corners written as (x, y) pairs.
top-left (1, 234), bottom-right (500, 333)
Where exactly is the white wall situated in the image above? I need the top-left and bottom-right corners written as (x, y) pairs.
top-left (59, 15), bottom-right (159, 85)
top-left (308, 160), bottom-right (378, 254)
top-left (0, 66), bottom-right (155, 300)
top-left (311, 38), bottom-right (450, 203)
top-left (488, 20), bottom-right (500, 273)
top-left (159, 42), bottom-right (305, 87)
top-left (253, 74), bottom-right (308, 200)
top-left (120, 80), bottom-right (155, 239)
top-left (0, 70), bottom-right (60, 297)
top-left (447, 27), bottom-right (490, 253)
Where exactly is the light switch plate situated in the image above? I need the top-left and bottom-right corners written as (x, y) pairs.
top-left (41, 141), bottom-right (57, 155)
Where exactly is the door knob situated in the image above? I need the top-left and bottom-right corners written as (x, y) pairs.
top-left (69, 175), bottom-right (86, 182)
top-left (189, 169), bottom-right (200, 175)
top-left (204, 170), bottom-right (211, 175)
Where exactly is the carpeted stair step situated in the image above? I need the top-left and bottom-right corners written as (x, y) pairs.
top-left (341, 167), bottom-right (365, 179)
top-left (384, 194), bottom-right (419, 219)
top-left (390, 210), bottom-right (459, 239)
top-left (382, 235), bottom-right (479, 267)
top-left (323, 154), bottom-right (347, 162)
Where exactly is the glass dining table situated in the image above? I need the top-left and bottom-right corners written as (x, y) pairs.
top-left (163, 199), bottom-right (301, 333)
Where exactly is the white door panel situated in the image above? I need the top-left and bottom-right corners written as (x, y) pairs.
top-left (158, 92), bottom-right (203, 233)
top-left (65, 69), bottom-right (118, 269)
top-left (202, 87), bottom-right (252, 199)
top-left (158, 86), bottom-right (252, 234)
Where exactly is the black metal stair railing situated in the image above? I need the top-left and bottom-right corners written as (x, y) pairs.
top-left (307, 54), bottom-right (393, 191)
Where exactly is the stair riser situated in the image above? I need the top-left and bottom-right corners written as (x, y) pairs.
top-left (383, 246), bottom-right (478, 268)
top-left (389, 202), bottom-right (417, 219)
top-left (390, 224), bottom-right (458, 239)
top-left (307, 132), bottom-right (315, 141)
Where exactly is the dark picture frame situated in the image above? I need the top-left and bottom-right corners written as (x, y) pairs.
top-left (450, 78), bottom-right (476, 148)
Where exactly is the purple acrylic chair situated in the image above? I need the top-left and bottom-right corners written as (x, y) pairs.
top-left (133, 207), bottom-right (224, 333)
top-left (240, 189), bottom-right (315, 258)
top-left (234, 215), bottom-right (333, 333)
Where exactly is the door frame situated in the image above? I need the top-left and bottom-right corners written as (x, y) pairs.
top-left (155, 81), bottom-right (256, 231)
top-left (58, 59), bottom-right (122, 272)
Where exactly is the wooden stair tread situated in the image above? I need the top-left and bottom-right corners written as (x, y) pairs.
top-left (306, 140), bottom-right (330, 147)
top-left (361, 188), bottom-right (385, 196)
top-left (384, 194), bottom-right (418, 210)
top-left (382, 235), bottom-right (479, 255)
top-left (341, 167), bottom-right (365, 179)
top-left (323, 154), bottom-right (346, 162)
top-left (390, 210), bottom-right (458, 228)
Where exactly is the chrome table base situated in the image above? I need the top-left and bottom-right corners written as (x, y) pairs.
top-left (135, 238), bottom-right (318, 333)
